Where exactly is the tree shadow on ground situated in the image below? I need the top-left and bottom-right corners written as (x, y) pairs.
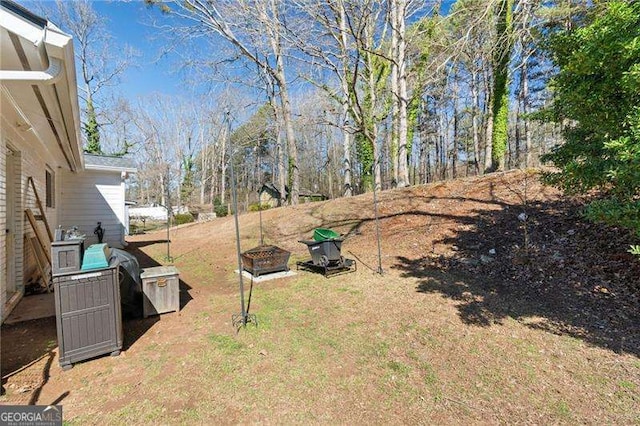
top-left (393, 198), bottom-right (640, 357)
top-left (125, 241), bottom-right (194, 310)
top-left (270, 175), bottom-right (640, 356)
top-left (123, 242), bottom-right (194, 349)
top-left (293, 189), bottom-right (513, 240)
top-left (0, 240), bottom-right (195, 402)
top-left (1, 317), bottom-right (57, 402)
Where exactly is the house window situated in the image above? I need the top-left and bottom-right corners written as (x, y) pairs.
top-left (46, 168), bottom-right (55, 208)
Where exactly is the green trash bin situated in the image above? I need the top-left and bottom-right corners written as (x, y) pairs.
top-left (313, 228), bottom-right (340, 241)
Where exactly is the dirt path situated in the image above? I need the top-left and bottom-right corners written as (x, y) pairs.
top-left (2, 170), bottom-right (638, 423)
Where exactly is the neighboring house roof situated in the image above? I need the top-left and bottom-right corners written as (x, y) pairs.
top-left (260, 183), bottom-right (327, 200)
top-left (260, 183), bottom-right (288, 196)
top-left (299, 189), bottom-right (327, 199)
top-left (0, 0), bottom-right (84, 172)
top-left (84, 154), bottom-right (137, 173)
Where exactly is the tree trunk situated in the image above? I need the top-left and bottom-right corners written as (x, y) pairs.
top-left (426, 136), bottom-right (432, 183)
top-left (220, 125), bottom-right (227, 205)
top-left (262, 0), bottom-right (299, 205)
top-left (390, 0), bottom-right (399, 187)
top-left (471, 69), bottom-right (481, 176)
top-left (515, 105), bottom-right (521, 168)
top-left (439, 113), bottom-right (447, 180)
top-left (160, 173), bottom-right (167, 207)
top-left (342, 117), bottom-right (353, 197)
top-left (396, 0), bottom-right (409, 187)
top-left (278, 87), bottom-right (299, 204)
top-left (276, 124), bottom-right (286, 206)
top-left (490, 0), bottom-right (514, 172)
top-left (199, 144), bottom-right (207, 204)
top-left (452, 67), bottom-right (459, 179)
top-left (483, 67), bottom-right (493, 173)
top-left (365, 44), bottom-right (381, 191)
top-left (522, 61), bottom-right (532, 167)
top-left (337, 2), bottom-right (353, 197)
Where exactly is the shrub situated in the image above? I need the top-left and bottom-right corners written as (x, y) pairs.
top-left (249, 203), bottom-right (270, 212)
top-left (174, 213), bottom-right (195, 225)
top-left (214, 204), bottom-right (229, 217)
top-left (541, 1), bottom-right (640, 235)
top-left (583, 199), bottom-right (640, 236)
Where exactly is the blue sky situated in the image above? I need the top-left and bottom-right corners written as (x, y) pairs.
top-left (91, 1), bottom-right (179, 98)
top-left (17, 0), bottom-right (456, 105)
top-left (18, 0), bottom-right (189, 101)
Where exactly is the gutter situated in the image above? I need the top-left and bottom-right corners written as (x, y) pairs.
top-left (1, 15), bottom-right (83, 172)
top-left (0, 0), bottom-right (47, 28)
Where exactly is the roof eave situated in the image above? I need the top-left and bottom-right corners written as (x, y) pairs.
top-left (47, 24), bottom-right (83, 172)
top-left (85, 164), bottom-right (137, 174)
top-left (0, 3), bottom-right (84, 172)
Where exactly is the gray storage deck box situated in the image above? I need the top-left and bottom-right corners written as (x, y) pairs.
top-left (53, 263), bottom-right (122, 370)
top-left (140, 266), bottom-right (180, 318)
top-left (51, 239), bottom-right (84, 276)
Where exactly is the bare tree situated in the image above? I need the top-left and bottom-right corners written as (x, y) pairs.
top-left (148, 0), bottom-right (302, 204)
top-left (391, 0), bottom-right (410, 187)
top-left (43, 0), bottom-right (136, 154)
top-left (284, 0), bottom-right (357, 196)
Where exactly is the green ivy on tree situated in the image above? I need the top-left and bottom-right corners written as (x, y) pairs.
top-left (84, 98), bottom-right (102, 155)
top-left (180, 156), bottom-right (195, 202)
top-left (490, 0), bottom-right (514, 172)
top-left (349, 49), bottom-right (390, 192)
top-left (542, 1), bottom-right (640, 235)
top-left (355, 132), bottom-right (374, 191)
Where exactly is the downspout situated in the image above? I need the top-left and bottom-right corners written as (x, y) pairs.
top-left (0, 25), bottom-right (63, 84)
top-left (0, 56), bottom-right (62, 84)
top-left (120, 171), bottom-right (129, 247)
top-left (2, 24), bottom-right (81, 172)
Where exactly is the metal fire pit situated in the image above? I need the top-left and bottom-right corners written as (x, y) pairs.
top-left (241, 245), bottom-right (291, 277)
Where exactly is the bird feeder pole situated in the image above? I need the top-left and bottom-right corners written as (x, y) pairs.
top-left (372, 157), bottom-right (383, 275)
top-left (228, 112), bottom-right (256, 328)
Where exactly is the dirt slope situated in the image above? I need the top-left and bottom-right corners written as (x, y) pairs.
top-left (2, 169), bottom-right (639, 423)
top-left (255, 169), bottom-right (640, 352)
top-left (178, 169), bottom-right (640, 340)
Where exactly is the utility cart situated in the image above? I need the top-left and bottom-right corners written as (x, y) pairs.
top-left (297, 228), bottom-right (356, 277)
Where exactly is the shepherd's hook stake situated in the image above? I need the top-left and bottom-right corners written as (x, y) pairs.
top-left (227, 112), bottom-right (256, 329)
top-left (372, 158), bottom-right (384, 275)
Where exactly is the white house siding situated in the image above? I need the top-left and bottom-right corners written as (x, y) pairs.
top-left (1, 133), bottom-right (60, 322)
top-left (60, 169), bottom-right (126, 248)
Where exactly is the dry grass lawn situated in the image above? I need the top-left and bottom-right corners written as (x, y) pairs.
top-left (2, 170), bottom-right (639, 424)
